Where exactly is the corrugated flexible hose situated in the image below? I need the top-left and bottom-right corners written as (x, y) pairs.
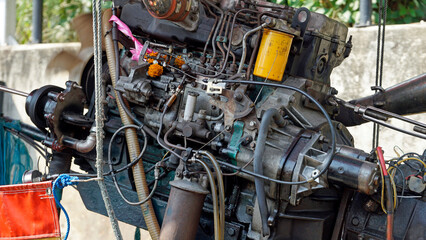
top-left (102, 9), bottom-right (161, 239)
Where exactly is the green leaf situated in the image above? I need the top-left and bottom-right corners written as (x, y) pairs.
top-left (399, 3), bottom-right (407, 16)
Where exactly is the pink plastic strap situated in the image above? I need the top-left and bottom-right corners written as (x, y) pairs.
top-left (109, 15), bottom-right (152, 61)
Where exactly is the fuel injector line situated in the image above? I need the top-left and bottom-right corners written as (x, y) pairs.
top-left (188, 158), bottom-right (222, 240)
top-left (254, 108), bottom-right (286, 236)
top-left (197, 8), bottom-right (260, 77)
top-left (198, 150), bottom-right (226, 240)
top-left (201, 0), bottom-right (224, 63)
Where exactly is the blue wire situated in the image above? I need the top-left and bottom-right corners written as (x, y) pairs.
top-left (52, 174), bottom-right (79, 240)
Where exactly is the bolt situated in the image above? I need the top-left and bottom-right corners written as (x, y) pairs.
top-left (336, 123), bottom-right (343, 130)
top-left (72, 84), bottom-right (82, 89)
top-left (249, 121), bottom-right (256, 127)
top-left (201, 84), bottom-right (207, 90)
top-left (312, 169), bottom-right (320, 177)
top-left (264, 17), bottom-right (275, 27)
top-left (225, 125), bottom-right (232, 132)
top-left (227, 228), bottom-right (236, 236)
top-left (330, 87), bottom-right (338, 95)
top-left (319, 135), bottom-right (329, 143)
top-left (246, 206), bottom-right (254, 215)
top-left (191, 81), bottom-right (197, 87)
top-left (351, 217), bottom-right (360, 226)
top-left (234, 92), bottom-right (243, 102)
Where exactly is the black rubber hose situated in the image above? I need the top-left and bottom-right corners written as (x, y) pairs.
top-left (254, 108), bottom-right (286, 236)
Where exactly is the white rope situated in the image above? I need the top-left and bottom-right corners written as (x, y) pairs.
top-left (92, 1), bottom-right (123, 239)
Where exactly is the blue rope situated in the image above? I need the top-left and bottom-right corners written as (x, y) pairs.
top-left (52, 174), bottom-right (79, 240)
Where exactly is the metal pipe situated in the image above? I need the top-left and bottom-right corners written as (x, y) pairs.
top-left (358, 0), bottom-right (372, 26)
top-left (197, 8), bottom-right (260, 77)
top-left (202, 3), bottom-right (218, 58)
top-left (223, 12), bottom-right (236, 65)
top-left (203, 0), bottom-right (224, 64)
top-left (61, 127), bottom-right (96, 153)
top-left (336, 73), bottom-right (426, 126)
top-left (238, 23), bottom-right (268, 74)
top-left (0, 85), bottom-right (29, 97)
top-left (32, 0), bottom-right (43, 43)
top-left (19, 121), bottom-right (46, 141)
top-left (199, 150), bottom-right (225, 240)
top-left (189, 158), bottom-right (222, 240)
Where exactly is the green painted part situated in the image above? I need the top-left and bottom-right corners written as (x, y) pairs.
top-left (216, 36), bottom-right (227, 43)
top-left (134, 227), bottom-right (141, 240)
top-left (227, 121), bottom-right (244, 162)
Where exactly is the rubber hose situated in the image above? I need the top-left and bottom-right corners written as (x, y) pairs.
top-left (102, 9), bottom-right (160, 239)
top-left (254, 108), bottom-right (286, 236)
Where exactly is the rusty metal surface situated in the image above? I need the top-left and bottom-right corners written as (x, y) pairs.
top-left (159, 180), bottom-right (208, 240)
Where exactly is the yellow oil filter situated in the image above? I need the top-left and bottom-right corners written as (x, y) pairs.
top-left (253, 29), bottom-right (293, 81)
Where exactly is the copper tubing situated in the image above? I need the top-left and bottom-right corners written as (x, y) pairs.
top-left (102, 9), bottom-right (160, 239)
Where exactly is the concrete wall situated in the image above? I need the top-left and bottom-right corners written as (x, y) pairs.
top-left (331, 22), bottom-right (426, 157)
top-left (0, 22), bottom-right (425, 239)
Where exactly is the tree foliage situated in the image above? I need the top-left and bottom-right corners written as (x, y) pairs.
top-left (277, 0), bottom-right (426, 26)
top-left (16, 0), bottom-right (92, 44)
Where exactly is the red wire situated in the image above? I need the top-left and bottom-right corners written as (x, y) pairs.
top-left (377, 146), bottom-right (388, 176)
top-left (377, 146), bottom-right (394, 240)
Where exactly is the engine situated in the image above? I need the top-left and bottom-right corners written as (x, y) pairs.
top-left (13, 0), bottom-right (426, 239)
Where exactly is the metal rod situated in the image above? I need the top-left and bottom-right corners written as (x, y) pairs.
top-left (358, 0), bottom-right (372, 26)
top-left (32, 0), bottom-right (43, 43)
top-left (0, 85), bottom-right (29, 97)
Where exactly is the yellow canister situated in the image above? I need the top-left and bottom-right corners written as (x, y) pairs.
top-left (253, 29), bottom-right (293, 81)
